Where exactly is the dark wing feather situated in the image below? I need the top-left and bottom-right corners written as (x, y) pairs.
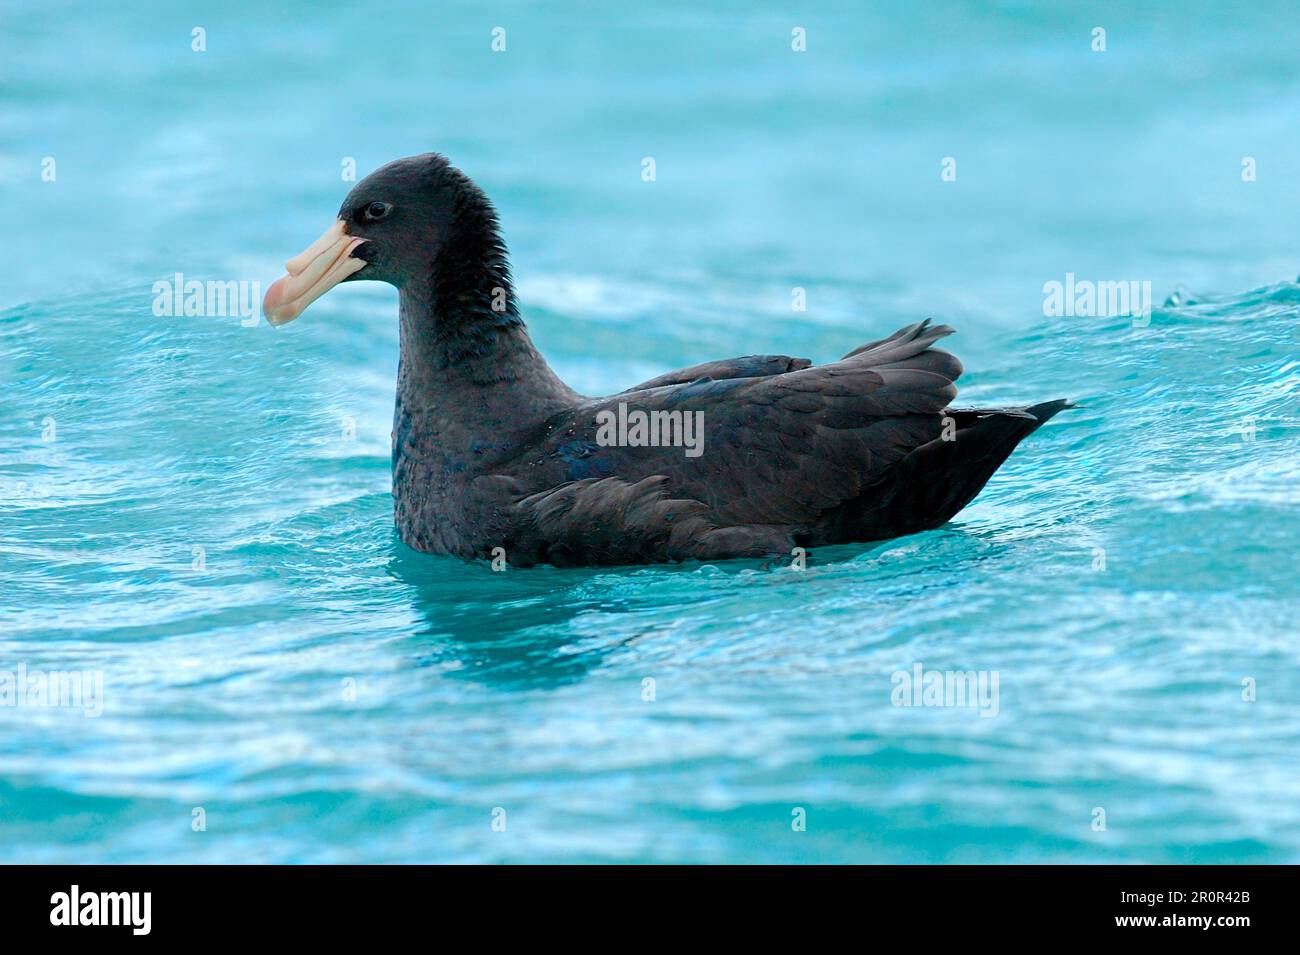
top-left (624, 354), bottom-right (812, 392)
top-left (509, 475), bottom-right (796, 566)
top-left (522, 319), bottom-right (964, 534)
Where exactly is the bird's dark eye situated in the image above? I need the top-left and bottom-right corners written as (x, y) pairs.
top-left (362, 201), bottom-right (391, 222)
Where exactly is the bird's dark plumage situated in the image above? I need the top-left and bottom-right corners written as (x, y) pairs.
top-left (265, 153), bottom-right (1073, 567)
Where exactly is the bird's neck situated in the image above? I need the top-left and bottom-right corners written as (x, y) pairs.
top-left (394, 284), bottom-right (576, 453)
top-left (392, 186), bottom-right (576, 460)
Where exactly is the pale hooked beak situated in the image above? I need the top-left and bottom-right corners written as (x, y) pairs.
top-left (262, 220), bottom-right (367, 326)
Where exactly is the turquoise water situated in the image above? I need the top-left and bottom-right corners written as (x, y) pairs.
top-left (3, 2), bottom-right (1298, 863)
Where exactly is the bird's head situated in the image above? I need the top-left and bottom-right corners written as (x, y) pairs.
top-left (264, 153), bottom-right (497, 326)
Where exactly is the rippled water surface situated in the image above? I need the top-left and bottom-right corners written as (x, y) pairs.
top-left (3, 1), bottom-right (1298, 862)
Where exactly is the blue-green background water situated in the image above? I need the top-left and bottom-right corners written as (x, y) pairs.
top-left (2, 1), bottom-right (1298, 862)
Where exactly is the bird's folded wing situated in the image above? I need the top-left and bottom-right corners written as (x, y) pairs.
top-left (553, 320), bottom-right (965, 529)
top-left (511, 475), bottom-right (713, 565)
top-left (622, 354), bottom-right (812, 392)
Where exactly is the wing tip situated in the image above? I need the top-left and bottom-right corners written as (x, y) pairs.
top-left (1027, 398), bottom-right (1077, 424)
top-left (843, 318), bottom-right (958, 362)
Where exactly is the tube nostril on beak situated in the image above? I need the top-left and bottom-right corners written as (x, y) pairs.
top-left (284, 219), bottom-right (347, 276)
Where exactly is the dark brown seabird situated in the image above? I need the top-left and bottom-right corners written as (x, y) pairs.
top-left (264, 153), bottom-right (1071, 567)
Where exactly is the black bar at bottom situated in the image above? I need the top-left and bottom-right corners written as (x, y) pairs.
top-left (0, 864), bottom-right (1287, 940)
